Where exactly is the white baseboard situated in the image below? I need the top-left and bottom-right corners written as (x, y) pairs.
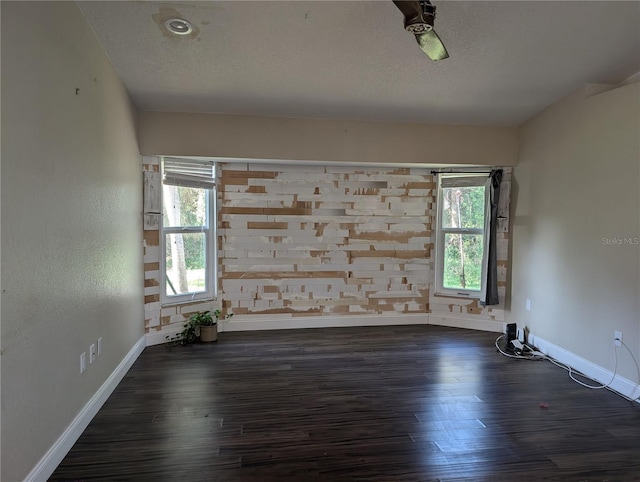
top-left (220, 313), bottom-right (429, 332)
top-left (528, 333), bottom-right (640, 403)
top-left (24, 336), bottom-right (146, 482)
top-left (429, 314), bottom-right (505, 333)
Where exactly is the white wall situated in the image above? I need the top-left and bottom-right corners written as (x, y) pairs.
top-left (510, 83), bottom-right (640, 385)
top-left (1, 2), bottom-right (143, 480)
top-left (139, 111), bottom-right (518, 167)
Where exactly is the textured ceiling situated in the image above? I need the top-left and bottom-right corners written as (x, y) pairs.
top-left (78, 1), bottom-right (640, 126)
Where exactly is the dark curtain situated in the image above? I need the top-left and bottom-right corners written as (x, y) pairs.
top-left (484, 169), bottom-right (503, 306)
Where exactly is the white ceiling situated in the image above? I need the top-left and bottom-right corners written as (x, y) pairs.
top-left (78, 1), bottom-right (640, 126)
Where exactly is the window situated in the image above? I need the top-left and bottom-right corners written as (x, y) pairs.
top-left (435, 175), bottom-right (490, 298)
top-left (161, 157), bottom-right (217, 304)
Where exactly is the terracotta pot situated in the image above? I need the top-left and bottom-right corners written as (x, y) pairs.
top-left (200, 325), bottom-right (218, 342)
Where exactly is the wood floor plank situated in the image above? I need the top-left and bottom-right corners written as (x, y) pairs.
top-left (50, 325), bottom-right (640, 481)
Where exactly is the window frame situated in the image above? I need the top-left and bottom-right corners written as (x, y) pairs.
top-left (434, 174), bottom-right (491, 299)
top-left (160, 157), bottom-right (218, 306)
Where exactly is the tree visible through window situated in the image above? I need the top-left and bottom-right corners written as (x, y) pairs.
top-left (436, 175), bottom-right (489, 297)
top-left (161, 158), bottom-right (216, 303)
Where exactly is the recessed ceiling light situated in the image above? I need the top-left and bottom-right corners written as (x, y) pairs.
top-left (164, 18), bottom-right (193, 35)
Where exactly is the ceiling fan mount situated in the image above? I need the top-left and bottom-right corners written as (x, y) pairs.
top-left (403, 1), bottom-right (435, 34)
top-left (406, 23), bottom-right (433, 34)
top-left (393, 0), bottom-right (449, 61)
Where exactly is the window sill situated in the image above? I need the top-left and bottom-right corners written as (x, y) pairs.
top-left (433, 292), bottom-right (482, 301)
top-left (161, 297), bottom-right (217, 308)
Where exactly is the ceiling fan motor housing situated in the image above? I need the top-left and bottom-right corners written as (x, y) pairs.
top-left (404, 1), bottom-right (436, 34)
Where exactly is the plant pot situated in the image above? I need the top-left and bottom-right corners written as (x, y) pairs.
top-left (199, 325), bottom-right (218, 342)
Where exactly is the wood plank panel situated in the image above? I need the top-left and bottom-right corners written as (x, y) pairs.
top-left (219, 164), bottom-right (433, 318)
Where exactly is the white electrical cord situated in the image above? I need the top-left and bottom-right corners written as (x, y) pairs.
top-left (495, 334), bottom-right (640, 402)
top-left (546, 354), bottom-right (616, 390)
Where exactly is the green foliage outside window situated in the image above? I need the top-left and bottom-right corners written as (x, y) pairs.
top-left (163, 184), bottom-right (210, 296)
top-left (442, 185), bottom-right (486, 291)
top-left (163, 185), bottom-right (208, 270)
top-left (443, 234), bottom-right (483, 290)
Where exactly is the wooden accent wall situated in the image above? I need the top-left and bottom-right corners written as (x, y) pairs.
top-left (220, 163), bottom-right (433, 318)
top-left (142, 156), bottom-right (162, 331)
top-left (143, 158), bottom-right (511, 336)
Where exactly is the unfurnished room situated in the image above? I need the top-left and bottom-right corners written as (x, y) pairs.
top-left (1, 1), bottom-right (639, 480)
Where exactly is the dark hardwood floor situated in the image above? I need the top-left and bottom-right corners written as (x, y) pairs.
top-left (51, 325), bottom-right (640, 481)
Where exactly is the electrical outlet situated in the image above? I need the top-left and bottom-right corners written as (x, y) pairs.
top-left (97, 337), bottom-right (103, 356)
top-left (80, 353), bottom-right (87, 373)
top-left (525, 299), bottom-right (531, 311)
top-left (614, 331), bottom-right (622, 347)
top-left (89, 343), bottom-right (96, 364)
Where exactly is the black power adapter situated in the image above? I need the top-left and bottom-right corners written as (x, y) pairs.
top-left (504, 323), bottom-right (525, 353)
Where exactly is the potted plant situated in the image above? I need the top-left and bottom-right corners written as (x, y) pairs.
top-left (166, 309), bottom-right (233, 345)
top-left (196, 311), bottom-right (218, 343)
top-left (200, 309), bottom-right (233, 342)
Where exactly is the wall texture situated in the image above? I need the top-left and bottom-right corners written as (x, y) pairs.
top-left (138, 111), bottom-right (518, 167)
top-left (1, 3), bottom-right (143, 480)
top-left (510, 83), bottom-right (640, 383)
top-left (144, 161), bottom-right (511, 338)
top-left (220, 163), bottom-right (432, 319)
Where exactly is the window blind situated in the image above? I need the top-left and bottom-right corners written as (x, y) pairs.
top-left (163, 157), bottom-right (215, 189)
top-left (440, 175), bottom-right (488, 188)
